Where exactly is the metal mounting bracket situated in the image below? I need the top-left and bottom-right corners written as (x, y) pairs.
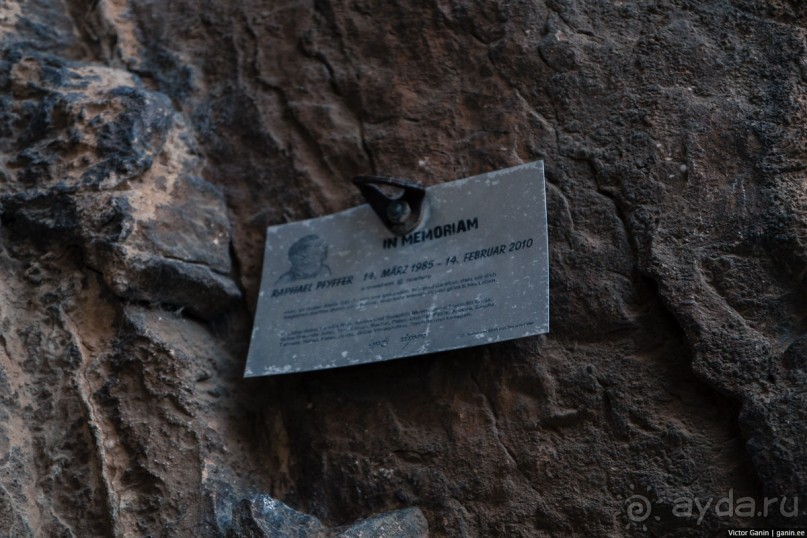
top-left (352, 175), bottom-right (427, 236)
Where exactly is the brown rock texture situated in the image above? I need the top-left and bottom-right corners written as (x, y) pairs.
top-left (1, 0), bottom-right (806, 536)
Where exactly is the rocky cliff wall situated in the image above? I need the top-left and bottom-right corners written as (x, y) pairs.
top-left (0, 0), bottom-right (806, 536)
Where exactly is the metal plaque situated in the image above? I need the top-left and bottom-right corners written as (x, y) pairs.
top-left (245, 161), bottom-right (549, 377)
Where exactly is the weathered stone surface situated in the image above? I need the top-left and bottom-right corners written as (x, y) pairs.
top-left (0, 0), bottom-right (806, 536)
top-left (332, 507), bottom-right (429, 538)
top-left (227, 496), bottom-right (427, 538)
top-left (0, 49), bottom-right (241, 320)
top-left (229, 495), bottom-right (327, 537)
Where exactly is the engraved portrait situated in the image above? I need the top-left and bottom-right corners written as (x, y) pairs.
top-left (275, 234), bottom-right (332, 285)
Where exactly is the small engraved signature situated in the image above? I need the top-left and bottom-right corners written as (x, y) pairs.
top-left (400, 332), bottom-right (428, 350)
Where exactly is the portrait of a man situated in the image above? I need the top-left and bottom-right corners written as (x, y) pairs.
top-left (274, 234), bottom-right (332, 285)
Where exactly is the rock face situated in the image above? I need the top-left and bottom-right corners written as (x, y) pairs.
top-left (0, 0), bottom-right (806, 536)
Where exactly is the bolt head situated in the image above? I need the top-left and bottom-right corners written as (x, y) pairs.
top-left (386, 200), bottom-right (411, 224)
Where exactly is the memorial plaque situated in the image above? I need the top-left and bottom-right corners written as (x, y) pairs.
top-left (245, 161), bottom-right (549, 377)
